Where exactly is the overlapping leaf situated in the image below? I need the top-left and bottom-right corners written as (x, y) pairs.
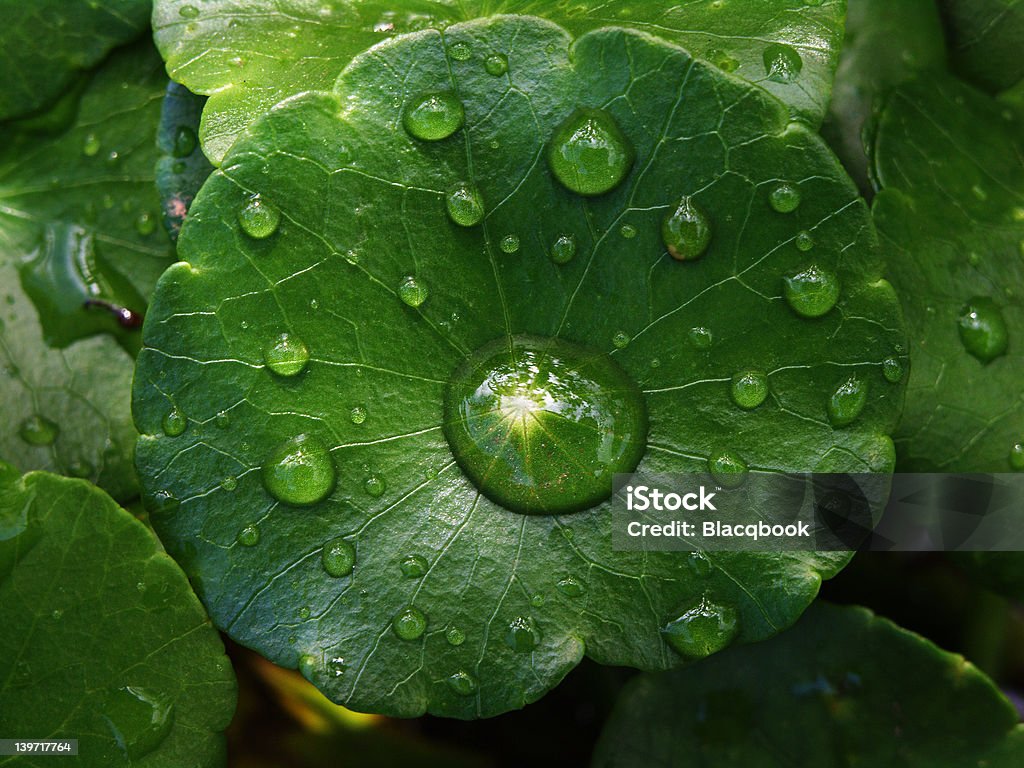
top-left (592, 603), bottom-right (1024, 767)
top-left (0, 40), bottom-right (174, 500)
top-left (0, 463), bottom-right (236, 767)
top-left (135, 16), bottom-right (904, 717)
top-left (153, 0), bottom-right (847, 164)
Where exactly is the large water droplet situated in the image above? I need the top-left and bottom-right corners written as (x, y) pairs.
top-left (262, 434), bottom-right (336, 506)
top-left (446, 625), bottom-right (466, 645)
top-left (237, 524), bottom-right (260, 547)
top-left (443, 335), bottom-right (648, 514)
top-left (612, 330), bottom-right (631, 349)
top-left (500, 234), bottom-right (520, 254)
top-left (364, 474), bottom-right (385, 496)
top-left (322, 537), bottom-right (355, 577)
top-left (547, 108), bottom-right (634, 196)
top-left (662, 197), bottom-right (711, 260)
top-left (101, 686), bottom-right (174, 760)
top-left (392, 606), bottom-right (427, 640)
top-left (661, 597), bottom-right (739, 659)
top-left (400, 554), bottom-right (428, 578)
top-left (958, 297), bottom-right (1009, 364)
top-left (446, 183), bottom-right (485, 227)
top-left (264, 333), bottom-right (310, 377)
top-left (403, 92), bottom-right (465, 141)
top-left (484, 53), bottom-right (508, 76)
top-left (504, 616), bottom-right (539, 652)
top-left (238, 194), bottom-right (280, 239)
top-left (551, 234), bottom-right (577, 264)
top-left (763, 44), bottom-right (803, 83)
top-left (783, 265), bottom-right (839, 318)
top-left (708, 449), bottom-right (747, 488)
top-left (828, 376), bottom-right (868, 427)
top-left (398, 276), bottom-right (429, 308)
top-left (179, 4), bottom-right (199, 18)
top-left (795, 230), bottom-right (814, 251)
top-left (448, 41), bottom-right (471, 61)
top-left (882, 357), bottom-right (905, 383)
top-left (769, 182), bottom-right (802, 213)
top-left (350, 405), bottom-right (367, 424)
top-left (447, 670), bottom-right (478, 696)
top-left (730, 371), bottom-right (768, 410)
top-left (19, 415), bottom-right (59, 446)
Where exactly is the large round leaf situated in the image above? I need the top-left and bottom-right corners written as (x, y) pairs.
top-left (0, 40), bottom-right (175, 499)
top-left (592, 603), bottom-right (1024, 767)
top-left (0, 462), bottom-right (236, 767)
top-left (153, 0), bottom-right (847, 164)
top-left (134, 17), bottom-right (905, 717)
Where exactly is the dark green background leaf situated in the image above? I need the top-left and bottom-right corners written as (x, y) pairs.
top-left (135, 17), bottom-right (903, 718)
top-left (153, 0), bottom-right (847, 164)
top-left (0, 0), bottom-right (152, 122)
top-left (0, 40), bottom-right (174, 500)
top-left (591, 603), bottom-right (1024, 768)
top-left (872, 73), bottom-right (1024, 471)
top-left (938, 0), bottom-right (1024, 93)
top-left (0, 462), bottom-right (236, 767)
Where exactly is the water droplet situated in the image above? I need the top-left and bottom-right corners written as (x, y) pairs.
top-left (828, 375), bottom-right (868, 427)
top-left (500, 234), bottom-right (520, 254)
top-left (443, 335), bottom-right (648, 514)
top-left (52, 608), bottom-right (63, 620)
top-left (162, 407), bottom-right (187, 437)
top-left (882, 357), bottom-right (905, 383)
top-left (1010, 443), bottom-right (1024, 471)
top-left (446, 183), bottom-right (485, 227)
top-left (663, 197), bottom-right (712, 260)
top-left (445, 625), bottom-right (466, 645)
top-left (179, 4), bottom-right (199, 18)
top-left (763, 43), bottom-right (803, 83)
top-left (149, 490), bottom-right (179, 515)
top-left (364, 474), bottom-right (385, 496)
top-left (215, 411), bottom-right (231, 429)
top-left (326, 656), bottom-right (347, 677)
top-left (707, 48), bottom-right (739, 72)
top-left (221, 476), bottom-right (238, 492)
top-left (769, 182), bottom-right (801, 213)
top-left (783, 265), bottom-right (839, 318)
top-left (447, 670), bottom-right (477, 696)
top-left (135, 212), bottom-right (156, 236)
top-left (730, 371), bottom-right (768, 410)
top-left (172, 126), bottom-right (198, 158)
top-left (263, 333), bottom-right (310, 377)
top-left (83, 133), bottom-right (101, 157)
top-left (505, 616), bottom-right (539, 652)
top-left (689, 326), bottom-right (713, 349)
top-left (238, 194), bottom-right (281, 239)
top-left (403, 92), bottom-right (465, 141)
top-left (68, 459), bottom-right (94, 478)
top-left (688, 551), bottom-right (713, 577)
top-left (958, 297), bottom-right (1008, 364)
top-left (237, 525), bottom-right (260, 547)
top-left (795, 230), bottom-right (814, 251)
top-left (350, 405), bottom-right (367, 424)
top-left (101, 686), bottom-right (174, 760)
top-left (398, 276), bottom-right (429, 307)
top-left (298, 606), bottom-right (311, 620)
top-left (262, 434), bottom-right (336, 506)
top-left (547, 108), bottom-right (634, 196)
top-left (556, 576), bottom-right (585, 598)
top-left (391, 606), bottom-right (427, 640)
top-left (19, 415), bottom-right (58, 446)
top-left (484, 53), bottom-right (508, 76)
top-left (400, 554), bottom-right (428, 578)
top-left (448, 41), bottom-right (471, 61)
top-left (322, 537), bottom-right (356, 577)
top-left (661, 597), bottom-right (739, 659)
top-left (551, 234), bottom-right (577, 264)
top-left (530, 593), bottom-right (545, 607)
top-left (612, 330), bottom-right (631, 349)
top-left (708, 449), bottom-right (747, 488)
top-left (620, 224), bottom-right (637, 239)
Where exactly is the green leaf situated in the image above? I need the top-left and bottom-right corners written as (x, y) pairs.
top-left (591, 603), bottom-right (1024, 768)
top-left (871, 73), bottom-right (1024, 471)
top-left (134, 17), bottom-right (904, 718)
top-left (0, 40), bottom-right (174, 500)
top-left (937, 0), bottom-right (1024, 93)
top-left (156, 81), bottom-right (214, 242)
top-left (0, 0), bottom-right (152, 122)
top-left (153, 0), bottom-right (848, 164)
top-left (0, 462), bottom-right (236, 767)
top-left (823, 0), bottom-right (946, 194)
